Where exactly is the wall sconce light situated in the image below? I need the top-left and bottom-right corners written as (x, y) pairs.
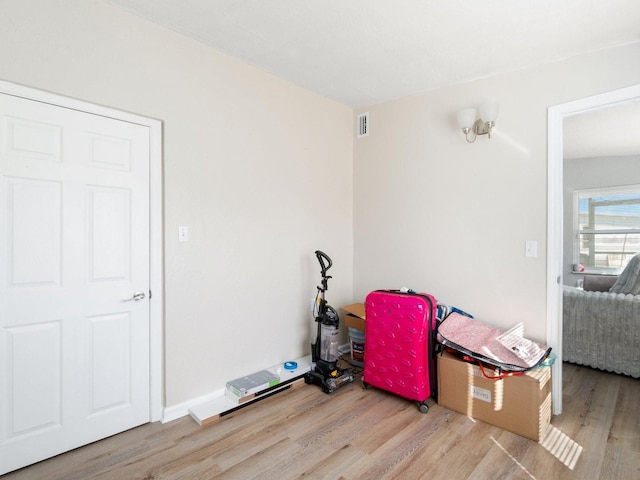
top-left (456, 102), bottom-right (499, 143)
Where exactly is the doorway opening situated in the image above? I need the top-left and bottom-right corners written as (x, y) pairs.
top-left (547, 84), bottom-right (640, 415)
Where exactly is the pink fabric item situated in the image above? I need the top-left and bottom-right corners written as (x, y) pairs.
top-left (364, 290), bottom-right (436, 402)
top-left (437, 313), bottom-right (550, 370)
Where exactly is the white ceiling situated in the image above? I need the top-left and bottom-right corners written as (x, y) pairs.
top-left (102, 0), bottom-right (640, 108)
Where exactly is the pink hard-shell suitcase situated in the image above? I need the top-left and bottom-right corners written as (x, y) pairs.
top-left (363, 290), bottom-right (437, 413)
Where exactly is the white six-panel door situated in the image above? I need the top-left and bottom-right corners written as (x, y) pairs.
top-left (0, 93), bottom-right (151, 474)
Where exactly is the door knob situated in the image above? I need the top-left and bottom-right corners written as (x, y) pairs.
top-left (125, 291), bottom-right (146, 302)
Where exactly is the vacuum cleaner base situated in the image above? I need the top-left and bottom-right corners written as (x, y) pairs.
top-left (304, 367), bottom-right (355, 394)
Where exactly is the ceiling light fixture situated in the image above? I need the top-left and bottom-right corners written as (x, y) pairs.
top-left (457, 102), bottom-right (499, 143)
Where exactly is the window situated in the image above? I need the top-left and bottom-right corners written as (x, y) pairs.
top-left (574, 186), bottom-right (640, 273)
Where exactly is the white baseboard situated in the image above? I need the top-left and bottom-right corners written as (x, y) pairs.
top-left (161, 388), bottom-right (226, 424)
top-left (161, 354), bottom-right (313, 425)
top-left (189, 355), bottom-right (312, 426)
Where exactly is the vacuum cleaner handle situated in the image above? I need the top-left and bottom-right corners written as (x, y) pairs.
top-left (315, 250), bottom-right (333, 275)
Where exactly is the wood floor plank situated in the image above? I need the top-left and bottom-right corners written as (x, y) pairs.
top-left (257, 441), bottom-right (367, 480)
top-left (599, 372), bottom-right (640, 480)
top-left (343, 402), bottom-right (453, 480)
top-left (467, 429), bottom-right (541, 480)
top-left (607, 372), bottom-right (640, 450)
top-left (3, 362), bottom-right (638, 480)
top-left (397, 416), bottom-right (497, 480)
top-left (557, 367), bottom-right (619, 479)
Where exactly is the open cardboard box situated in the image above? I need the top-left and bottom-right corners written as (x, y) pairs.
top-left (437, 351), bottom-right (552, 441)
top-left (340, 303), bottom-right (365, 331)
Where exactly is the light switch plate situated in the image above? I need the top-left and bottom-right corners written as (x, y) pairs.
top-left (525, 240), bottom-right (537, 257)
top-left (178, 226), bottom-right (189, 243)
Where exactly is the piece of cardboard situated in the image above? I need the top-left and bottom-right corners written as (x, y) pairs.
top-left (341, 303), bottom-right (365, 331)
top-left (437, 351), bottom-right (551, 441)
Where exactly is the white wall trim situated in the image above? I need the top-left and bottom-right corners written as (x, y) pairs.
top-left (547, 104), bottom-right (564, 416)
top-left (547, 83), bottom-right (640, 416)
top-left (161, 388), bottom-right (226, 424)
top-left (0, 79), bottom-right (165, 422)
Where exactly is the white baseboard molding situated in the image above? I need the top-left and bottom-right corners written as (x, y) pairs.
top-left (161, 388), bottom-right (226, 424)
top-left (161, 354), bottom-right (313, 425)
top-left (189, 355), bottom-right (312, 426)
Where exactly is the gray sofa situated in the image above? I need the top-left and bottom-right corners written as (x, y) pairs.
top-left (563, 255), bottom-right (640, 378)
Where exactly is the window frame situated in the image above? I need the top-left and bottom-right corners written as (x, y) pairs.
top-left (573, 184), bottom-right (640, 274)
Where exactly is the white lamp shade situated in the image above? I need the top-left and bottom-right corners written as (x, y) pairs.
top-left (478, 102), bottom-right (499, 122)
top-left (456, 108), bottom-right (477, 129)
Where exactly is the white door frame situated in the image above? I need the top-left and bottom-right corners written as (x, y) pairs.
top-left (547, 84), bottom-right (640, 415)
top-left (0, 79), bottom-right (164, 422)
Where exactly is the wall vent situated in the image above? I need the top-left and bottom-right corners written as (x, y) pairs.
top-left (358, 112), bottom-right (369, 138)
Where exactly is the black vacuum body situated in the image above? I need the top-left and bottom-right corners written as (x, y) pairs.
top-left (304, 250), bottom-right (355, 393)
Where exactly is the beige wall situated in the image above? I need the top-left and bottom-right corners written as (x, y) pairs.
top-left (354, 43), bottom-right (640, 343)
top-left (0, 0), bottom-right (354, 407)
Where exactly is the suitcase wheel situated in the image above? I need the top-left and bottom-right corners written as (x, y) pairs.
top-left (362, 380), bottom-right (369, 389)
top-left (418, 402), bottom-right (429, 414)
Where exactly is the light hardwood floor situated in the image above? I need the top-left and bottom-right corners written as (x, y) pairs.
top-left (3, 362), bottom-right (639, 480)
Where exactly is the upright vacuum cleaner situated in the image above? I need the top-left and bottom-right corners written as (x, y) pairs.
top-left (304, 250), bottom-right (355, 393)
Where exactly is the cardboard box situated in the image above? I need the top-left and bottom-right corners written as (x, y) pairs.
top-left (437, 351), bottom-right (551, 441)
top-left (341, 303), bottom-right (365, 331)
